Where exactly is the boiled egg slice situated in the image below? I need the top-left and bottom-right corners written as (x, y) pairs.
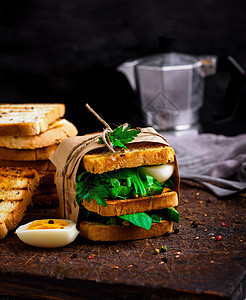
top-left (16, 219), bottom-right (79, 248)
top-left (139, 163), bottom-right (174, 183)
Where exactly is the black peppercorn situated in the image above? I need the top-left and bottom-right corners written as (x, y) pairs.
top-left (48, 220), bottom-right (54, 224)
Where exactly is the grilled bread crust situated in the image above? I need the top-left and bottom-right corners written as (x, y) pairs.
top-left (0, 221), bottom-right (7, 239)
top-left (82, 187), bottom-right (178, 217)
top-left (82, 142), bottom-right (175, 174)
top-left (31, 193), bottom-right (59, 208)
top-left (0, 103), bottom-right (65, 136)
top-left (0, 160), bottom-right (56, 171)
top-left (0, 167), bottom-right (39, 190)
top-left (0, 119), bottom-right (78, 149)
top-left (30, 170), bottom-right (58, 208)
top-left (36, 170), bottom-right (55, 186)
top-left (79, 219), bottom-right (173, 241)
top-left (0, 167), bottom-right (39, 239)
top-left (0, 144), bottom-right (58, 161)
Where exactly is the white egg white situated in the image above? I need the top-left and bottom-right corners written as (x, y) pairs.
top-left (139, 163), bottom-right (174, 183)
top-left (16, 219), bottom-right (79, 248)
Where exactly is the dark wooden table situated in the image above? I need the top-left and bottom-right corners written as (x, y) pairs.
top-left (0, 182), bottom-right (245, 300)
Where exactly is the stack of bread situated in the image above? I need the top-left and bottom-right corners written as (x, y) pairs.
top-left (0, 103), bottom-right (78, 208)
top-left (0, 167), bottom-right (39, 239)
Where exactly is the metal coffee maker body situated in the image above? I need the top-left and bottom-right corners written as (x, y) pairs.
top-left (118, 52), bottom-right (244, 135)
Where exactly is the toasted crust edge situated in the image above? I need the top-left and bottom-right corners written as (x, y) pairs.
top-left (79, 219), bottom-right (173, 241)
top-left (0, 119), bottom-right (78, 149)
top-left (0, 190), bottom-right (32, 232)
top-left (0, 103), bottom-right (65, 136)
top-left (0, 221), bottom-right (8, 239)
top-left (82, 188), bottom-right (178, 217)
top-left (82, 142), bottom-right (175, 174)
top-left (0, 167), bottom-right (40, 238)
top-left (0, 160), bottom-right (56, 171)
top-left (0, 144), bottom-right (58, 161)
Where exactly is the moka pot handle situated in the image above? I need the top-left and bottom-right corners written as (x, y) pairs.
top-left (214, 56), bottom-right (245, 123)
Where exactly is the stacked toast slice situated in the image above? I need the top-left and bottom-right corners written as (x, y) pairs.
top-left (0, 103), bottom-right (78, 208)
top-left (0, 103), bottom-right (65, 136)
top-left (0, 167), bottom-right (39, 239)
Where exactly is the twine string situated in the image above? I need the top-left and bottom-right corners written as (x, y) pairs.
top-left (61, 104), bottom-right (169, 176)
top-left (102, 128), bottom-right (115, 153)
top-left (86, 103), bottom-right (115, 152)
top-left (85, 103), bottom-right (112, 131)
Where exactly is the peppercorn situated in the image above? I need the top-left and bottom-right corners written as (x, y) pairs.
top-left (162, 257), bottom-right (168, 263)
top-left (216, 235), bottom-right (222, 241)
top-left (48, 220), bottom-right (54, 224)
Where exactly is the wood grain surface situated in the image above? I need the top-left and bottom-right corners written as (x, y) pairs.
top-left (0, 182), bottom-right (245, 300)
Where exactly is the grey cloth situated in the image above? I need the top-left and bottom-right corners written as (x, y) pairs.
top-left (166, 133), bottom-right (246, 182)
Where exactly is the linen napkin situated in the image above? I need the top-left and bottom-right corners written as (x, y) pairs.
top-left (165, 133), bottom-right (246, 183)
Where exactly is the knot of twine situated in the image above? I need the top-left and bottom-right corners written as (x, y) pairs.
top-left (86, 103), bottom-right (116, 153)
top-left (86, 104), bottom-right (131, 153)
top-left (61, 104), bottom-right (168, 176)
top-left (61, 104), bottom-right (118, 176)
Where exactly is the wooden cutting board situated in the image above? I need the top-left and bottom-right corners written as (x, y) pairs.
top-left (0, 182), bottom-right (245, 300)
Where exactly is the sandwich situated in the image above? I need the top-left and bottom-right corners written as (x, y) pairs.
top-left (76, 140), bottom-right (179, 241)
top-left (50, 105), bottom-right (180, 242)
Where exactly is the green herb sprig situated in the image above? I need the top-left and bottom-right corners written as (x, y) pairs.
top-left (99, 124), bottom-right (141, 149)
top-left (76, 168), bottom-right (166, 208)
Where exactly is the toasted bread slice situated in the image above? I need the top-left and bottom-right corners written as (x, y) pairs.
top-left (82, 187), bottom-right (178, 217)
top-left (0, 119), bottom-right (78, 149)
top-left (31, 193), bottom-right (59, 208)
top-left (0, 167), bottom-right (39, 191)
top-left (37, 170), bottom-right (55, 186)
top-left (30, 172), bottom-right (57, 208)
top-left (34, 184), bottom-right (57, 196)
top-left (0, 144), bottom-right (58, 161)
top-left (79, 219), bottom-right (173, 241)
top-left (0, 160), bottom-right (55, 171)
top-left (0, 103), bottom-right (65, 136)
top-left (0, 221), bottom-right (8, 239)
top-left (0, 195), bottom-right (31, 233)
top-left (82, 142), bottom-right (175, 174)
top-left (0, 167), bottom-right (39, 239)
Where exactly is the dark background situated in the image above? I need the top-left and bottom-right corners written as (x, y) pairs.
top-left (0, 0), bottom-right (245, 135)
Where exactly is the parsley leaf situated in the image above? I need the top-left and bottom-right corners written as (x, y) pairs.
top-left (76, 173), bottom-right (109, 207)
top-left (99, 125), bottom-right (140, 149)
top-left (163, 178), bottom-right (174, 188)
top-left (76, 168), bottom-right (165, 209)
top-left (111, 168), bottom-right (147, 197)
top-left (119, 212), bottom-right (152, 230)
top-left (85, 186), bottom-right (108, 207)
top-left (162, 207), bottom-right (180, 224)
top-left (150, 214), bottom-right (162, 223)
